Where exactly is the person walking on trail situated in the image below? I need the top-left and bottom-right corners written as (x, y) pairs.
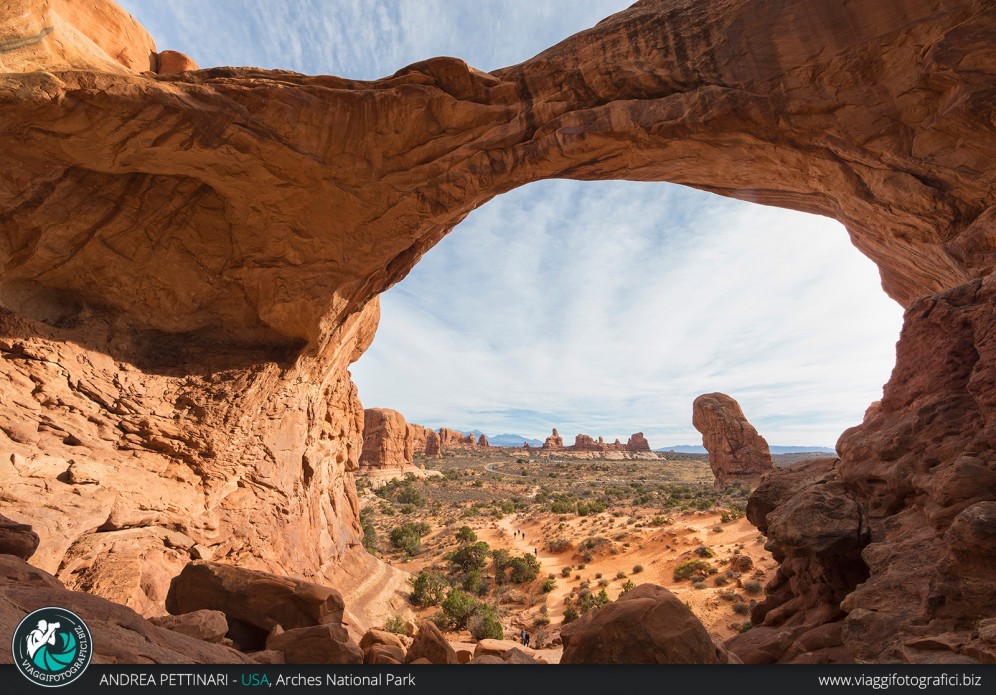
top-left (533, 547), bottom-right (538, 556)
top-left (520, 628), bottom-right (528, 646)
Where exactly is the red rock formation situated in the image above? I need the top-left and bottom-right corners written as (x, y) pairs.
top-left (359, 408), bottom-right (412, 470)
top-left (424, 430), bottom-right (441, 457)
top-left (542, 428), bottom-right (564, 449)
top-left (0, 0), bottom-right (993, 664)
top-left (477, 434), bottom-right (490, 447)
top-left (626, 433), bottom-right (651, 452)
top-left (438, 428), bottom-right (465, 448)
top-left (407, 424), bottom-right (429, 456)
top-left (573, 434), bottom-right (601, 451)
top-left (692, 393), bottom-right (774, 489)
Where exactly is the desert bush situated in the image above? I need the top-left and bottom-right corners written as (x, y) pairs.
top-left (390, 522), bottom-right (430, 555)
top-left (447, 541), bottom-right (491, 573)
top-left (541, 578), bottom-right (556, 593)
top-left (733, 601), bottom-right (751, 615)
top-left (534, 614), bottom-right (550, 627)
top-left (673, 559), bottom-right (711, 581)
top-left (743, 579), bottom-right (763, 595)
top-left (441, 589), bottom-right (479, 628)
top-left (409, 571), bottom-right (449, 607)
top-left (620, 579), bottom-right (636, 596)
top-left (713, 575), bottom-right (728, 587)
top-left (739, 621), bottom-right (752, 633)
top-left (561, 566), bottom-right (572, 578)
top-left (563, 606), bottom-right (580, 624)
top-left (360, 510), bottom-right (378, 553)
top-left (632, 564), bottom-right (644, 574)
top-left (692, 580), bottom-right (707, 589)
top-left (695, 546), bottom-right (715, 558)
top-left (546, 538), bottom-right (573, 553)
top-left (615, 571), bottom-right (627, 579)
top-left (467, 606), bottom-right (503, 640)
top-left (462, 569), bottom-right (484, 595)
top-left (455, 526), bottom-right (477, 543)
top-left (383, 616), bottom-right (410, 636)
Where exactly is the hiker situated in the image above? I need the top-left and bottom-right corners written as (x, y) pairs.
top-left (533, 547), bottom-right (538, 556)
top-left (520, 628), bottom-right (528, 646)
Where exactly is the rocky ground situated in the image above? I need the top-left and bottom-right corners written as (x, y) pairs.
top-left (356, 449), bottom-right (776, 660)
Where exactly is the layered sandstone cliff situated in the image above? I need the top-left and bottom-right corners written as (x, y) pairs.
top-left (0, 0), bottom-right (993, 664)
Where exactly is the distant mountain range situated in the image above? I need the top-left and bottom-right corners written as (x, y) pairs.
top-left (656, 444), bottom-right (836, 454)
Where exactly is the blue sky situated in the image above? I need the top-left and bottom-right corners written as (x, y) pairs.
top-left (120, 1), bottom-right (905, 447)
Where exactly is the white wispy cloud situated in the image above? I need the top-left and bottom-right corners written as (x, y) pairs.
top-left (117, 2), bottom-right (905, 447)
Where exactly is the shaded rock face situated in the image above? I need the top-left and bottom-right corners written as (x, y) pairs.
top-left (165, 561), bottom-right (346, 641)
top-left (477, 434), bottom-right (490, 447)
top-left (0, 556), bottom-right (251, 664)
top-left (692, 393), bottom-right (774, 489)
top-left (359, 408), bottom-right (412, 469)
top-left (730, 278), bottom-right (996, 664)
top-left (0, 513), bottom-right (39, 560)
top-left (0, 0), bottom-right (992, 665)
top-left (561, 584), bottom-right (728, 664)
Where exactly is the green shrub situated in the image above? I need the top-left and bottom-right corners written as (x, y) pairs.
top-left (383, 616), bottom-right (410, 636)
top-left (713, 575), bottom-right (728, 587)
top-left (447, 541), bottom-right (491, 573)
top-left (695, 546), bottom-right (715, 558)
top-left (463, 569), bottom-right (484, 595)
top-left (541, 578), bottom-right (556, 593)
top-left (390, 522), bottom-right (430, 555)
top-left (396, 486), bottom-right (425, 507)
top-left (409, 571), bottom-right (448, 607)
top-left (441, 590), bottom-right (479, 628)
top-left (561, 566), bottom-right (572, 578)
top-left (563, 606), bottom-right (579, 624)
top-left (739, 621), bottom-right (752, 633)
top-left (468, 608), bottom-right (503, 640)
top-left (455, 526), bottom-right (478, 543)
top-left (360, 510), bottom-right (378, 553)
top-left (673, 559), bottom-right (711, 581)
top-left (619, 579), bottom-right (636, 596)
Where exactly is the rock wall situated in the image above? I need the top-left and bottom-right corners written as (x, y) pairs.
top-left (359, 408), bottom-right (411, 470)
top-left (0, 0), bottom-right (994, 662)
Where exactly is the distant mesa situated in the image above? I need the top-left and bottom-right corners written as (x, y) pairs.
top-left (691, 393), bottom-right (774, 489)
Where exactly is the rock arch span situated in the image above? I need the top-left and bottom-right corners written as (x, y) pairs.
top-left (0, 0), bottom-right (992, 661)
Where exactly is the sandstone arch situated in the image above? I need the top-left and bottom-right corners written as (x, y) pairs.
top-left (0, 0), bottom-right (993, 662)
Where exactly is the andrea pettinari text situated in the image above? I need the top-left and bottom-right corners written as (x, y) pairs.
top-left (99, 672), bottom-right (418, 687)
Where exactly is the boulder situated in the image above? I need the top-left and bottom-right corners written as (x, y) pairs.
top-left (359, 628), bottom-right (406, 651)
top-left (149, 609), bottom-right (229, 644)
top-left (267, 624), bottom-right (362, 664)
top-left (165, 561), bottom-right (345, 632)
top-left (363, 643), bottom-right (405, 665)
top-left (692, 393), bottom-right (774, 489)
top-left (560, 584), bottom-right (723, 663)
top-left (156, 50), bottom-right (198, 75)
top-left (405, 621), bottom-right (458, 664)
top-left (0, 513), bottom-right (40, 560)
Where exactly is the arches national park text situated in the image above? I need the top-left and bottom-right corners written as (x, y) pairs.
top-left (98, 672), bottom-right (417, 688)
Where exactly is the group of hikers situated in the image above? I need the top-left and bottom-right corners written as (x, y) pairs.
top-left (512, 529), bottom-right (539, 556)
